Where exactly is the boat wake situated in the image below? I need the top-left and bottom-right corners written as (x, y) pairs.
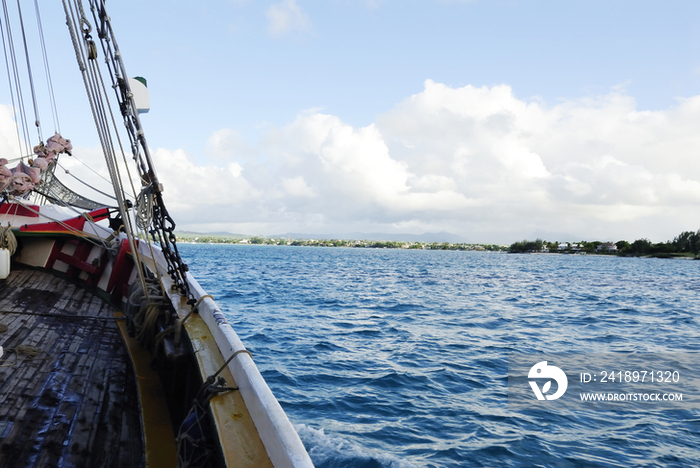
top-left (295, 424), bottom-right (418, 468)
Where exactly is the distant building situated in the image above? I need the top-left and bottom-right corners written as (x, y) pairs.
top-left (596, 242), bottom-right (618, 252)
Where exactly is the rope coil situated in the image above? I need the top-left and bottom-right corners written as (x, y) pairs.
top-left (15, 344), bottom-right (43, 358)
top-left (0, 224), bottom-right (17, 255)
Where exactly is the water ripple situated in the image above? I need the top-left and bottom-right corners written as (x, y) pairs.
top-left (180, 245), bottom-right (700, 467)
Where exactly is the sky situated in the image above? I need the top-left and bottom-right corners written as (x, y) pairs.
top-left (2, 0), bottom-right (700, 243)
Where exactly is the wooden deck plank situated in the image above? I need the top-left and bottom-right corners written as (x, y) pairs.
top-left (0, 268), bottom-right (145, 468)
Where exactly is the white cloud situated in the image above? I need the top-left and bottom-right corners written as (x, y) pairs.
top-left (0, 105), bottom-right (21, 156)
top-left (265, 0), bottom-right (313, 38)
top-left (283, 176), bottom-right (316, 197)
top-left (150, 147), bottom-right (262, 231)
top-left (9, 82), bottom-right (700, 243)
top-left (147, 81), bottom-right (700, 242)
top-left (205, 128), bottom-right (253, 161)
top-left (278, 113), bottom-right (473, 213)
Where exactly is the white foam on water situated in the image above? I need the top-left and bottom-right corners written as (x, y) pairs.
top-left (295, 424), bottom-right (419, 468)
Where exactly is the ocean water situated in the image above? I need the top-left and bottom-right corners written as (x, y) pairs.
top-left (178, 244), bottom-right (700, 468)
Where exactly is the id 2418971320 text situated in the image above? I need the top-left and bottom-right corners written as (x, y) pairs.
top-left (581, 371), bottom-right (680, 384)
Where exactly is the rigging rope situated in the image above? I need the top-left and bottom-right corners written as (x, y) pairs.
top-left (1, 0), bottom-right (30, 156)
top-left (135, 185), bottom-right (153, 231)
top-left (86, 0), bottom-right (195, 307)
top-left (62, 0), bottom-right (151, 300)
top-left (10, 197), bottom-right (118, 253)
top-left (56, 162), bottom-right (118, 201)
top-left (1, 0), bottom-right (197, 322)
top-left (58, 153), bottom-right (126, 193)
top-left (33, 0), bottom-right (60, 133)
top-left (14, 0), bottom-right (41, 142)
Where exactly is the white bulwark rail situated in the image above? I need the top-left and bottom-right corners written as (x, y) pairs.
top-left (186, 276), bottom-right (314, 468)
top-left (142, 241), bottom-right (313, 467)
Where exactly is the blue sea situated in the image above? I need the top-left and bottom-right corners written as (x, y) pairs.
top-left (178, 245), bottom-right (700, 468)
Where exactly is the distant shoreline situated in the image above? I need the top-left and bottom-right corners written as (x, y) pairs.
top-left (508, 236), bottom-right (700, 259)
top-left (174, 233), bottom-right (507, 252)
top-left (177, 242), bottom-right (700, 259)
top-left (174, 233), bottom-right (699, 259)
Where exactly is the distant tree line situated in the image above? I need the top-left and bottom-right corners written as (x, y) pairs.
top-left (508, 239), bottom-right (544, 253)
top-left (508, 230), bottom-right (700, 257)
top-left (175, 233), bottom-right (508, 251)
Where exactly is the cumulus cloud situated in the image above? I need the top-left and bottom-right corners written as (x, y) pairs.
top-left (151, 147), bottom-right (260, 212)
top-left (148, 80), bottom-right (700, 243)
top-left (205, 128), bottom-right (254, 161)
top-left (0, 105), bottom-right (21, 156)
top-left (265, 0), bottom-right (313, 38)
top-left (282, 176), bottom-right (316, 198)
top-left (8, 80), bottom-right (700, 244)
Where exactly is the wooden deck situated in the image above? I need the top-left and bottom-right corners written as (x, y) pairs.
top-left (0, 267), bottom-right (144, 468)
